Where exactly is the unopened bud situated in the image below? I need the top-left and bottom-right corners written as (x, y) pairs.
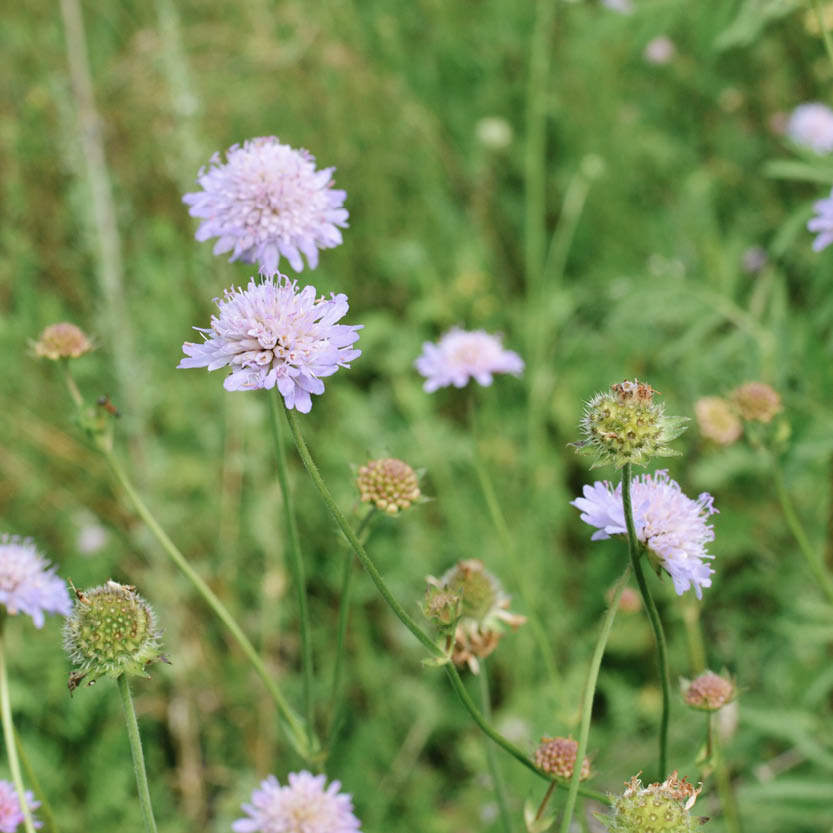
top-left (731, 382), bottom-right (782, 423)
top-left (682, 670), bottom-right (736, 712)
top-left (695, 397), bottom-right (742, 445)
top-left (32, 323), bottom-right (93, 360)
top-left (422, 584), bottom-right (463, 629)
top-left (357, 458), bottom-right (421, 515)
top-left (534, 736), bottom-right (591, 781)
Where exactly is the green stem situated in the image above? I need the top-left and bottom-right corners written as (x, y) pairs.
top-left (621, 462), bottom-right (670, 779)
top-left (714, 735), bottom-right (743, 833)
top-left (116, 675), bottom-right (158, 833)
top-left (102, 448), bottom-right (309, 759)
top-left (267, 388), bottom-right (315, 736)
top-left (811, 0), bottom-right (833, 74)
top-left (15, 730), bottom-right (59, 833)
top-left (705, 712), bottom-right (713, 762)
top-left (479, 664), bottom-right (514, 833)
top-left (0, 625), bottom-right (36, 833)
top-left (558, 567), bottom-right (630, 833)
top-left (534, 781), bottom-right (556, 822)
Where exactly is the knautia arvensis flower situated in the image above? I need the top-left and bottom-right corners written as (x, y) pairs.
top-left (808, 188), bottom-right (833, 252)
top-left (426, 559), bottom-right (525, 673)
top-left (63, 580), bottom-right (164, 691)
top-left (356, 458), bottom-right (421, 515)
top-left (572, 380), bottom-right (688, 469)
top-left (183, 137), bottom-right (348, 275)
top-left (31, 322), bottom-right (93, 361)
top-left (0, 535), bottom-right (71, 628)
top-left (178, 276), bottom-right (362, 411)
top-left (694, 396), bottom-right (742, 446)
top-left (533, 736), bottom-right (591, 781)
top-left (233, 771), bottom-right (361, 833)
top-left (731, 382), bottom-right (782, 424)
top-left (787, 102), bottom-right (833, 154)
top-left (681, 670), bottom-right (737, 712)
top-left (601, 772), bottom-right (704, 833)
top-left (0, 780), bottom-right (40, 833)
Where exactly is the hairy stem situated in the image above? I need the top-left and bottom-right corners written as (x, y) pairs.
top-left (479, 664), bottom-right (514, 833)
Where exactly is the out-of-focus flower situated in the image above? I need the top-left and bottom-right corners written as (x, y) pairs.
top-left (414, 328), bottom-right (523, 393)
top-left (233, 771), bottom-right (361, 833)
top-left (183, 137), bottom-right (348, 275)
top-left (681, 670), bottom-right (737, 712)
top-left (643, 36), bottom-right (676, 64)
top-left (0, 780), bottom-right (41, 833)
top-left (31, 323), bottom-right (92, 361)
top-left (0, 535), bottom-right (71, 628)
top-left (695, 397), bottom-right (742, 446)
top-left (731, 382), bottom-right (782, 423)
top-left (534, 736), bottom-right (591, 781)
top-left (601, 772), bottom-right (702, 833)
top-left (356, 458), bottom-right (421, 515)
top-left (475, 117), bottom-right (513, 150)
top-left (572, 380), bottom-right (688, 469)
top-left (602, 0), bottom-right (634, 13)
top-left (741, 246), bottom-right (768, 274)
top-left (608, 585), bottom-right (642, 613)
top-left (787, 103), bottom-right (833, 154)
top-left (571, 471), bottom-right (718, 599)
top-left (808, 189), bottom-right (833, 251)
top-left (179, 276), bottom-right (361, 412)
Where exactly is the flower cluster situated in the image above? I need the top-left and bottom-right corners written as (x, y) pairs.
top-left (31, 323), bottom-right (93, 361)
top-left (695, 381), bottom-right (782, 445)
top-left (356, 458), bottom-right (421, 515)
top-left (534, 736), bottom-right (591, 781)
top-left (787, 102), bottom-right (833, 154)
top-left (682, 670), bottom-right (736, 712)
top-left (0, 781), bottom-right (40, 833)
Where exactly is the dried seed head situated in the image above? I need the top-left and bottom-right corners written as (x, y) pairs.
top-left (682, 670), bottom-right (736, 712)
top-left (32, 323), bottom-right (93, 361)
top-left (357, 458), bottom-right (421, 515)
top-left (601, 772), bottom-right (704, 833)
top-left (534, 736), bottom-right (591, 781)
top-left (422, 584), bottom-right (463, 629)
top-left (63, 580), bottom-right (164, 690)
top-left (572, 379), bottom-right (688, 469)
top-left (695, 397), bottom-right (742, 445)
top-left (731, 382), bottom-right (782, 423)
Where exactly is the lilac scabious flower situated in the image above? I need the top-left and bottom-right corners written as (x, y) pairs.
top-left (0, 536), bottom-right (71, 628)
top-left (808, 188), bottom-right (833, 252)
top-left (414, 327), bottom-right (524, 393)
top-left (183, 137), bottom-right (348, 275)
top-left (233, 771), bottom-right (361, 833)
top-left (571, 470), bottom-right (717, 599)
top-left (787, 103), bottom-right (833, 154)
top-left (0, 781), bottom-right (41, 832)
top-left (602, 0), bottom-right (634, 13)
top-left (179, 276), bottom-right (361, 412)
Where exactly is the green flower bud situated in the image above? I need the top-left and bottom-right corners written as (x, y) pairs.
top-left (64, 581), bottom-right (164, 691)
top-left (422, 584), bottom-right (463, 631)
top-left (601, 772), bottom-right (704, 833)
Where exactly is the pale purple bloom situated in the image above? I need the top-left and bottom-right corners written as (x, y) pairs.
top-left (741, 246), bottom-right (768, 274)
top-left (787, 103), bottom-right (833, 154)
top-left (602, 0), bottom-right (634, 13)
top-left (0, 536), bottom-right (71, 628)
top-left (808, 189), bottom-right (833, 252)
top-left (233, 771), bottom-right (361, 833)
top-left (179, 276), bottom-right (361, 412)
top-left (571, 470), bottom-right (717, 599)
top-left (183, 137), bottom-right (348, 275)
top-left (415, 328), bottom-right (524, 393)
top-left (643, 36), bottom-right (676, 65)
top-left (0, 781), bottom-right (41, 832)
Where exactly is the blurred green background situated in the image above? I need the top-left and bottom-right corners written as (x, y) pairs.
top-left (3, 0), bottom-right (833, 830)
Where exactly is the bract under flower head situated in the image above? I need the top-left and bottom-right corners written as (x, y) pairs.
top-left (571, 471), bottom-right (717, 599)
top-left (179, 276), bottom-right (362, 412)
top-left (233, 771), bottom-right (361, 833)
top-left (601, 772), bottom-right (703, 833)
top-left (0, 780), bottom-right (41, 833)
top-left (414, 327), bottom-right (524, 393)
top-left (0, 535), bottom-right (71, 628)
top-left (183, 137), bottom-right (348, 275)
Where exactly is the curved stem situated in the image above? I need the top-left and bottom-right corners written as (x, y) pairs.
top-left (102, 449), bottom-right (309, 759)
top-left (0, 625), bottom-right (36, 833)
top-left (267, 388), bottom-right (315, 735)
top-left (558, 566), bottom-right (630, 833)
top-left (622, 463), bottom-right (670, 779)
top-left (116, 675), bottom-right (158, 833)
top-left (479, 664), bottom-right (514, 833)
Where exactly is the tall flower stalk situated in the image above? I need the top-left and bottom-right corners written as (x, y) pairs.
top-left (478, 662), bottom-right (513, 833)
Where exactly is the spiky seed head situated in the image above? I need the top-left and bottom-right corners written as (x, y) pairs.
top-left (731, 382), bottom-right (782, 423)
top-left (682, 670), bottom-right (737, 711)
top-left (63, 580), bottom-right (163, 690)
top-left (534, 736), bottom-right (591, 781)
top-left (695, 397), bottom-right (742, 445)
top-left (601, 772), bottom-right (704, 833)
top-left (572, 379), bottom-right (688, 469)
top-left (356, 458), bottom-right (421, 515)
top-left (32, 323), bottom-right (93, 361)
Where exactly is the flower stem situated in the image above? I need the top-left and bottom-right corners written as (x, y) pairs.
top-left (0, 624), bottom-right (36, 833)
top-left (713, 735), bottom-right (744, 833)
top-left (15, 730), bottom-right (60, 833)
top-left (534, 781), bottom-right (556, 822)
top-left (621, 462), bottom-right (671, 779)
top-left (558, 566), bottom-right (630, 833)
top-left (102, 448), bottom-right (310, 759)
top-left (811, 0), bottom-right (833, 74)
top-left (479, 663), bottom-right (514, 833)
top-left (116, 675), bottom-right (158, 833)
top-left (267, 388), bottom-right (315, 737)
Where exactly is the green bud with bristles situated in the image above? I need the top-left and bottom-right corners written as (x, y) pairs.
top-left (64, 580), bottom-right (164, 692)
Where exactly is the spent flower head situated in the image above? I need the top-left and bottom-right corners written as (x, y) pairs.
top-left (31, 323), bottom-right (93, 361)
top-left (534, 736), bottom-right (591, 781)
top-left (414, 327), bottom-right (524, 393)
top-left (0, 780), bottom-right (40, 833)
top-left (573, 380), bottom-right (688, 469)
top-left (233, 771), bottom-right (361, 833)
top-left (356, 458), bottom-right (421, 515)
top-left (808, 188), bottom-right (833, 252)
top-left (0, 535), bottom-right (71, 628)
top-left (63, 580), bottom-right (164, 690)
top-left (682, 670), bottom-right (737, 712)
top-left (787, 102), bottom-right (833, 153)
top-left (601, 772), bottom-right (704, 833)
top-left (183, 137), bottom-right (348, 275)
top-left (572, 470), bottom-right (718, 599)
top-left (179, 276), bottom-right (361, 412)
top-left (731, 382), bottom-right (782, 423)
top-left (694, 397), bottom-right (742, 446)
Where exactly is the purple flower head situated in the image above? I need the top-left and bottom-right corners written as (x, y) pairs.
top-left (808, 188), bottom-right (833, 252)
top-left (414, 327), bottom-right (524, 393)
top-left (233, 771), bottom-right (361, 833)
top-left (179, 276), bottom-right (361, 412)
top-left (183, 137), bottom-right (348, 275)
top-left (0, 536), bottom-right (71, 628)
top-left (571, 470), bottom-right (717, 599)
top-left (0, 780), bottom-right (41, 832)
top-left (787, 103), bottom-right (833, 154)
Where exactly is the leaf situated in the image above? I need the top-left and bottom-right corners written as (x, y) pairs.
top-left (715, 0), bottom-right (802, 51)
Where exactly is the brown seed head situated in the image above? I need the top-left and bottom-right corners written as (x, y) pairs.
top-left (32, 323), bottom-right (93, 361)
top-left (357, 457), bottom-right (421, 515)
top-left (534, 736), bottom-right (591, 781)
top-left (695, 396), bottom-right (742, 445)
top-left (732, 382), bottom-right (782, 423)
top-left (683, 670), bottom-right (736, 711)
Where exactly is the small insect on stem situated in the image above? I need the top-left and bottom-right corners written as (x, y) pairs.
top-left (97, 395), bottom-right (121, 417)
